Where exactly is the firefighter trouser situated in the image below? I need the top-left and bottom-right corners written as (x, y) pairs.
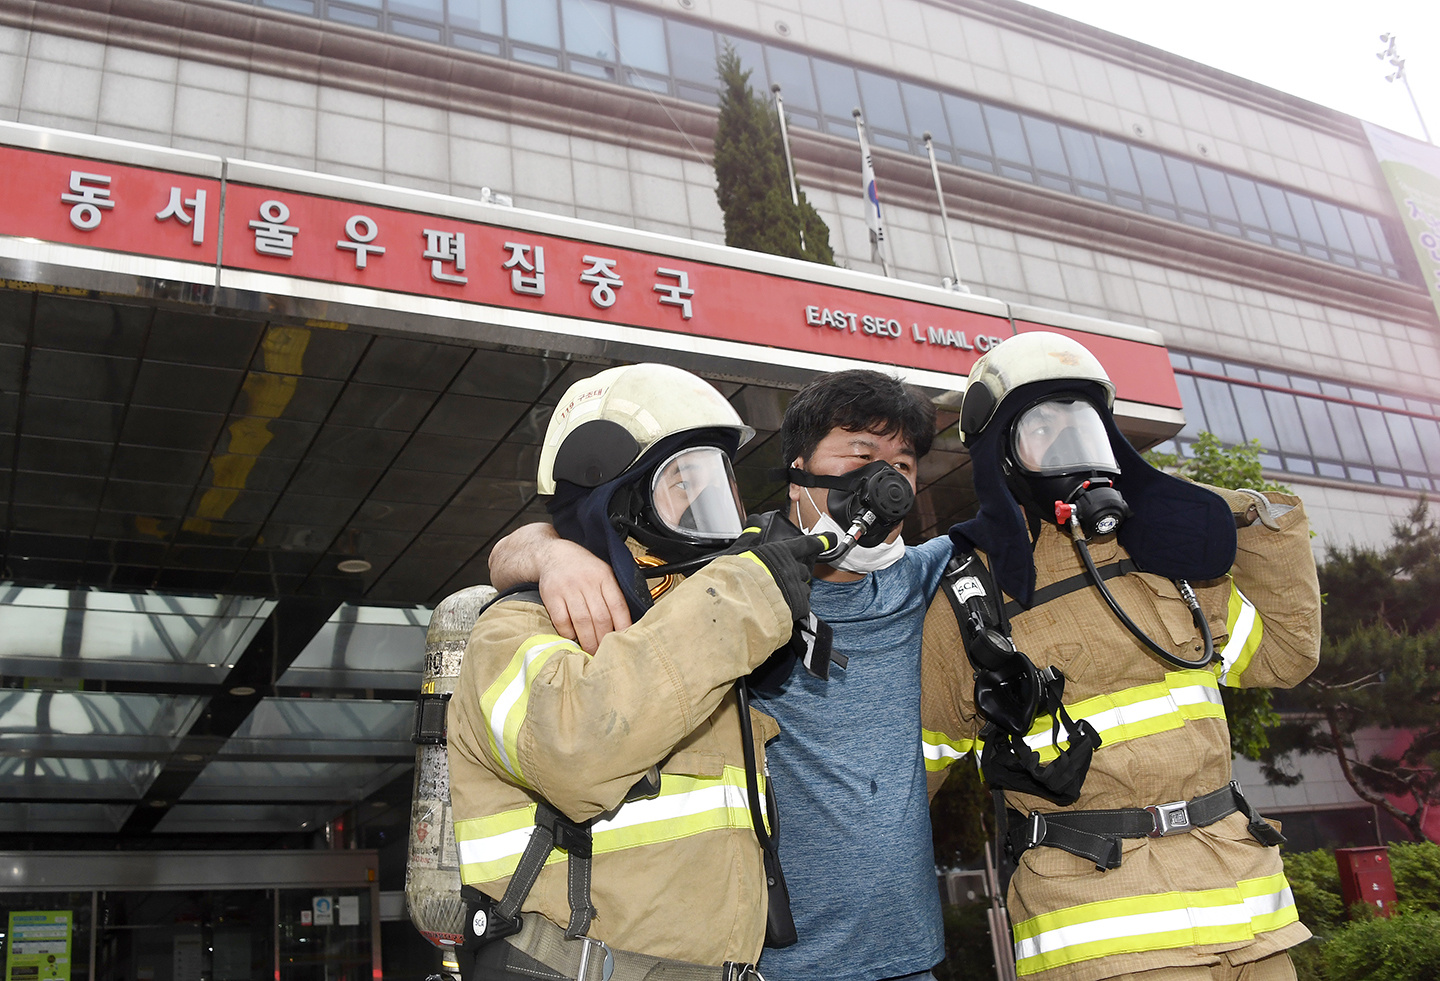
top-left (1108, 949), bottom-right (1296, 981)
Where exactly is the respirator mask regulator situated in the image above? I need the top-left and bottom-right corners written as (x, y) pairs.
top-left (786, 460), bottom-right (916, 572)
top-left (1006, 396), bottom-right (1131, 537)
top-left (1005, 394), bottom-right (1217, 672)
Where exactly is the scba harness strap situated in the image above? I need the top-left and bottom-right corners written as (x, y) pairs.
top-left (1005, 781), bottom-right (1287, 871)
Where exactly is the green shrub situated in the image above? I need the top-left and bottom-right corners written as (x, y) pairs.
top-left (1389, 840), bottom-right (1440, 913)
top-left (1322, 911), bottom-right (1440, 981)
top-left (1284, 848), bottom-right (1345, 936)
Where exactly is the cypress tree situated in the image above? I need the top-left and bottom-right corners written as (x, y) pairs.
top-left (713, 45), bottom-right (834, 264)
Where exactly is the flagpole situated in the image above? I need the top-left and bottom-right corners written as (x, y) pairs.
top-left (852, 107), bottom-right (891, 277)
top-left (771, 84), bottom-right (806, 252)
top-left (924, 131), bottom-right (968, 292)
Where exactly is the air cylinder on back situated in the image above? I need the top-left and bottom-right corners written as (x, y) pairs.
top-left (405, 584), bottom-right (495, 953)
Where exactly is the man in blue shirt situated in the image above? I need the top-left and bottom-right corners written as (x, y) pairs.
top-left (488, 369), bottom-right (951, 981)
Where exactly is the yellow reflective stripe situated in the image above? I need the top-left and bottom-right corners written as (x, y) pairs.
top-left (455, 766), bottom-right (756, 885)
top-left (1026, 670), bottom-right (1225, 763)
top-left (737, 551), bottom-right (769, 572)
top-left (922, 728), bottom-right (974, 771)
top-left (479, 634), bottom-right (581, 785)
top-left (1012, 872), bottom-right (1296, 976)
top-left (1219, 581), bottom-right (1263, 687)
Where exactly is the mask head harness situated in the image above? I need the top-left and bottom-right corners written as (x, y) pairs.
top-left (786, 460), bottom-right (915, 563)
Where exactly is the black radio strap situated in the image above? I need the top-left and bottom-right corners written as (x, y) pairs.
top-left (1004, 558), bottom-right (1140, 619)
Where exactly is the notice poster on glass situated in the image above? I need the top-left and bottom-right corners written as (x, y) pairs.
top-left (5, 910), bottom-right (72, 981)
top-left (1364, 121), bottom-right (1440, 323)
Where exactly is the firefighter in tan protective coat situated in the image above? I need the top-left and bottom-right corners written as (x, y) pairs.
top-left (446, 363), bottom-right (825, 981)
top-left (920, 333), bottom-right (1321, 981)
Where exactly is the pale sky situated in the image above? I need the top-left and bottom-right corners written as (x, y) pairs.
top-left (1018, 1), bottom-right (1438, 145)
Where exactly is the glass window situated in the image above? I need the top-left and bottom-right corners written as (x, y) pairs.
top-left (1356, 407), bottom-right (1400, 468)
top-left (1169, 351), bottom-right (1191, 369)
top-left (984, 106), bottom-right (1030, 166)
top-left (765, 45), bottom-right (816, 111)
top-left (1327, 403), bottom-right (1372, 465)
top-left (1313, 200), bottom-right (1354, 255)
top-left (1263, 390), bottom-right (1311, 456)
top-left (1386, 414), bottom-right (1427, 473)
top-left (902, 83), bottom-right (949, 144)
top-left (943, 94), bottom-right (991, 157)
top-left (857, 70), bottom-right (906, 132)
top-left (1367, 215), bottom-right (1396, 264)
top-left (449, 0), bottom-right (502, 34)
top-left (721, 36), bottom-right (767, 91)
top-left (1174, 374), bottom-right (1203, 440)
top-left (614, 6), bottom-right (667, 74)
top-left (1096, 137), bottom-right (1140, 194)
top-left (391, 0), bottom-right (442, 21)
top-left (562, 0), bottom-right (614, 61)
top-left (667, 21), bottom-right (716, 85)
top-left (1227, 175), bottom-right (1267, 228)
top-left (507, 0), bottom-right (559, 48)
top-left (1413, 418), bottom-right (1440, 472)
top-left (1131, 147), bottom-right (1175, 204)
top-left (1165, 157), bottom-right (1206, 213)
top-left (1022, 117), bottom-right (1067, 175)
top-left (1341, 208), bottom-right (1380, 260)
top-left (1195, 166), bottom-right (1239, 221)
top-left (1285, 191), bottom-right (1326, 246)
top-left (812, 59), bottom-right (859, 120)
top-left (1059, 126), bottom-right (1104, 186)
top-left (1296, 397), bottom-right (1341, 459)
top-left (1195, 378), bottom-right (1244, 444)
top-left (1256, 184), bottom-right (1297, 237)
top-left (327, 6), bottom-right (379, 27)
top-left (1231, 384), bottom-right (1276, 449)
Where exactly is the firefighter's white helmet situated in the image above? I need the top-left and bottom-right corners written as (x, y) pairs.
top-left (958, 332), bottom-right (1115, 446)
top-left (536, 363), bottom-right (754, 495)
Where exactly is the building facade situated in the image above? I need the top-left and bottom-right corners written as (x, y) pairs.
top-left (1, 0), bottom-right (1438, 976)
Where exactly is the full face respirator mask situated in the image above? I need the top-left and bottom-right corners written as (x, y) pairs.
top-left (786, 460), bottom-right (916, 562)
top-left (1006, 397), bottom-right (1132, 537)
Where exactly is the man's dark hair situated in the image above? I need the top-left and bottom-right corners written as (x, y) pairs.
top-left (781, 369), bottom-right (936, 465)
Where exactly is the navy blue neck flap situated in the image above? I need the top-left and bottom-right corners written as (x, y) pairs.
top-left (548, 430), bottom-right (738, 622)
top-left (951, 381), bottom-right (1237, 608)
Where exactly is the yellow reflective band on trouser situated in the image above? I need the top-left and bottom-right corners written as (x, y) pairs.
top-left (1012, 872), bottom-right (1298, 976)
top-left (479, 634), bottom-right (584, 786)
top-left (454, 766), bottom-right (757, 885)
top-left (1218, 580), bottom-right (1263, 687)
top-left (922, 728), bottom-right (974, 772)
top-left (1024, 670), bottom-right (1226, 763)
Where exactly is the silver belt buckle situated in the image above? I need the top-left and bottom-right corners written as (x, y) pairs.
top-left (575, 937), bottom-right (613, 981)
top-left (1145, 800), bottom-right (1191, 837)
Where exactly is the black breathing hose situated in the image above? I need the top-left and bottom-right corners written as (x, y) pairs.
top-left (1068, 522), bottom-right (1216, 670)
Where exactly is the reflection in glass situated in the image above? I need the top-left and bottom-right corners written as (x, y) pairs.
top-left (1, 756), bottom-right (161, 799)
top-left (278, 604), bottom-right (430, 689)
top-left (857, 71), bottom-right (905, 131)
top-left (615, 6), bottom-right (667, 75)
top-left (1230, 384), bottom-right (1276, 449)
top-left (390, 0), bottom-right (442, 21)
top-left (1313, 200), bottom-right (1354, 255)
top-left (1263, 391), bottom-right (1311, 456)
top-left (1196, 166), bottom-right (1239, 221)
top-left (1165, 157), bottom-right (1206, 213)
top-left (765, 45), bottom-right (816, 110)
top-left (506, 0), bottom-right (559, 48)
top-left (1022, 117), bottom-right (1067, 176)
top-left (1095, 137), bottom-right (1139, 194)
top-left (1173, 374), bottom-right (1203, 440)
top-left (668, 20), bottom-right (717, 84)
top-left (1256, 184), bottom-right (1297, 237)
top-left (182, 759), bottom-right (412, 802)
top-left (0, 690), bottom-right (203, 756)
top-left (1060, 126), bottom-right (1104, 186)
top-left (1131, 148), bottom-right (1174, 204)
top-left (1327, 404), bottom-right (1371, 465)
top-left (449, 0), bottom-right (502, 34)
top-left (812, 59), bottom-right (859, 121)
top-left (983, 106), bottom-right (1029, 166)
top-left (562, 0), bottom-right (614, 60)
top-left (1387, 415), bottom-right (1427, 473)
top-left (722, 36), bottom-right (767, 91)
top-left (222, 698), bottom-right (413, 757)
top-left (1195, 378), bottom-right (1243, 444)
top-left (902, 83), bottom-right (949, 144)
top-left (1356, 407), bottom-right (1399, 469)
top-left (943, 94), bottom-right (991, 157)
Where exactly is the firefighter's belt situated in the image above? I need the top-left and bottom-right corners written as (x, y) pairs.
top-left (487, 909), bottom-right (763, 981)
top-left (1008, 780), bottom-right (1286, 871)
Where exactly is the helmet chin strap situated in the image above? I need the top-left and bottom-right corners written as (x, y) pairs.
top-left (1056, 504), bottom-right (1216, 671)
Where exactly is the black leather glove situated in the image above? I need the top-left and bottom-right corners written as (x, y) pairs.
top-left (746, 534), bottom-right (828, 622)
